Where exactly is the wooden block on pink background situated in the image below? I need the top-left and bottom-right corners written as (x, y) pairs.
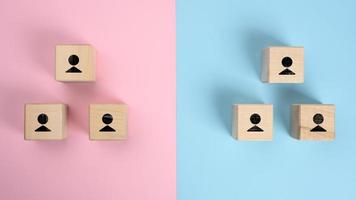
top-left (291, 104), bottom-right (335, 140)
top-left (262, 46), bottom-right (304, 83)
top-left (90, 104), bottom-right (128, 140)
top-left (232, 104), bottom-right (273, 141)
top-left (25, 104), bottom-right (67, 140)
top-left (56, 44), bottom-right (96, 82)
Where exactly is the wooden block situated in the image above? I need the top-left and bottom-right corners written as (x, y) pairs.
top-left (232, 104), bottom-right (273, 141)
top-left (262, 46), bottom-right (304, 83)
top-left (25, 104), bottom-right (67, 140)
top-left (56, 44), bottom-right (96, 82)
top-left (291, 104), bottom-right (335, 140)
top-left (90, 104), bottom-right (128, 140)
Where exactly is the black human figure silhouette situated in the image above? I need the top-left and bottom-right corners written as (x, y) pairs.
top-left (99, 113), bottom-right (116, 132)
top-left (279, 56), bottom-right (295, 75)
top-left (35, 113), bottom-right (51, 132)
top-left (66, 54), bottom-right (82, 73)
top-left (247, 113), bottom-right (264, 132)
top-left (311, 113), bottom-right (327, 132)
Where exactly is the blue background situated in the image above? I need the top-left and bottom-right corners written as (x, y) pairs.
top-left (177, 0), bottom-right (356, 199)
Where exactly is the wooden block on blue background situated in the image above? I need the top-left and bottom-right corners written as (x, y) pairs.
top-left (25, 104), bottom-right (67, 140)
top-left (90, 104), bottom-right (128, 140)
top-left (262, 46), bottom-right (304, 83)
top-left (56, 44), bottom-right (96, 82)
top-left (232, 104), bottom-right (273, 141)
top-left (291, 104), bottom-right (335, 140)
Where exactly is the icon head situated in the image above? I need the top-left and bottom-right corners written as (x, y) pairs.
top-left (102, 113), bottom-right (113, 125)
top-left (313, 113), bottom-right (324, 124)
top-left (68, 54), bottom-right (79, 65)
top-left (250, 113), bottom-right (261, 125)
top-left (281, 56), bottom-right (293, 68)
top-left (37, 113), bottom-right (48, 124)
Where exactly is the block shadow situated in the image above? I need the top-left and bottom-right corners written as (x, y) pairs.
top-left (242, 29), bottom-right (287, 79)
top-left (26, 26), bottom-right (84, 77)
top-left (212, 85), bottom-right (263, 136)
top-left (0, 86), bottom-right (57, 134)
top-left (273, 86), bottom-right (321, 137)
top-left (61, 82), bottom-right (123, 135)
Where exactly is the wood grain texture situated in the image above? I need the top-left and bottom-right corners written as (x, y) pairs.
top-left (232, 104), bottom-right (273, 141)
top-left (24, 104), bottom-right (67, 140)
top-left (291, 104), bottom-right (335, 140)
top-left (56, 44), bottom-right (96, 82)
top-left (261, 46), bottom-right (304, 83)
top-left (89, 104), bottom-right (128, 140)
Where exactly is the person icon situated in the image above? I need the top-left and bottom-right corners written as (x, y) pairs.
top-left (247, 113), bottom-right (264, 132)
top-left (65, 54), bottom-right (82, 73)
top-left (310, 113), bottom-right (327, 132)
top-left (35, 113), bottom-right (51, 132)
top-left (99, 113), bottom-right (116, 132)
top-left (279, 56), bottom-right (295, 75)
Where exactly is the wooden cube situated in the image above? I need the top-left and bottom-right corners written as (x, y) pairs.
top-left (232, 104), bottom-right (273, 141)
top-left (25, 104), bottom-right (67, 140)
top-left (89, 104), bottom-right (128, 140)
top-left (262, 46), bottom-right (304, 83)
top-left (291, 104), bottom-right (335, 140)
top-left (56, 44), bottom-right (96, 82)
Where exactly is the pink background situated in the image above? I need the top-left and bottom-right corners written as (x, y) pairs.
top-left (0, 0), bottom-right (176, 199)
